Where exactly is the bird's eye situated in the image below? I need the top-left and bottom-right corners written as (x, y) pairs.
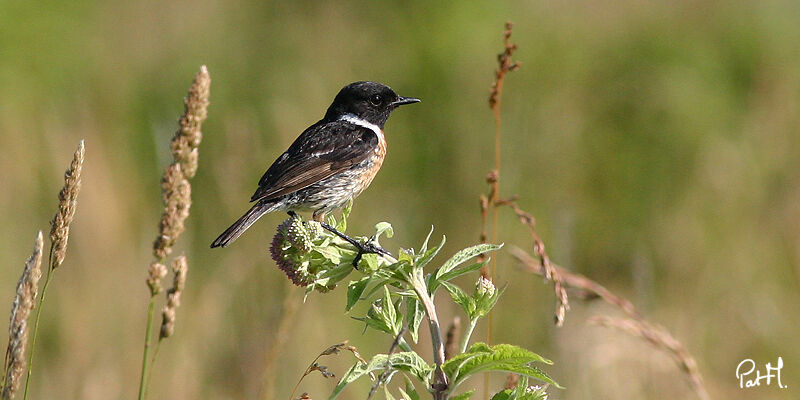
top-left (369, 94), bottom-right (383, 106)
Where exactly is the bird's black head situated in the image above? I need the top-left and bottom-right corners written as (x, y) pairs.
top-left (324, 81), bottom-right (420, 128)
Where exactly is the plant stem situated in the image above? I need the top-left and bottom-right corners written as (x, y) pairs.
top-left (398, 337), bottom-right (414, 353)
top-left (459, 318), bottom-right (479, 354)
top-left (137, 296), bottom-right (157, 400)
top-left (410, 274), bottom-right (448, 399)
top-left (22, 264), bottom-right (55, 400)
top-left (143, 339), bottom-right (163, 400)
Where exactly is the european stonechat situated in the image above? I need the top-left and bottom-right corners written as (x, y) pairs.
top-left (211, 81), bottom-right (419, 252)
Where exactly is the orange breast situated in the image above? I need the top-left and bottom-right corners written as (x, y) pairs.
top-left (355, 130), bottom-right (386, 194)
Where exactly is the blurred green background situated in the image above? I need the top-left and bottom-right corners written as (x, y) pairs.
top-left (1, 0), bottom-right (799, 399)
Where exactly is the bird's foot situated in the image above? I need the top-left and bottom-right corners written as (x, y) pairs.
top-left (319, 222), bottom-right (393, 267)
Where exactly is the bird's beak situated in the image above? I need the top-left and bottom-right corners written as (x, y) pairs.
top-left (392, 96), bottom-right (421, 107)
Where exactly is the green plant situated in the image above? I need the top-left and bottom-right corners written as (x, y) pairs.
top-left (272, 204), bottom-right (560, 400)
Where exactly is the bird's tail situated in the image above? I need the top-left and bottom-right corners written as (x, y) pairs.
top-left (210, 201), bottom-right (278, 248)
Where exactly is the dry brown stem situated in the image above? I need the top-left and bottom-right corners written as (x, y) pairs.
top-left (3, 232), bottom-right (43, 400)
top-left (497, 200), bottom-right (569, 326)
top-left (480, 21), bottom-right (520, 400)
top-left (481, 20), bottom-right (520, 278)
top-left (589, 316), bottom-right (710, 400)
top-left (509, 247), bottom-right (637, 319)
top-left (288, 341), bottom-right (366, 400)
top-left (444, 316), bottom-right (461, 361)
top-left (488, 22), bottom-right (521, 112)
top-left (49, 140), bottom-right (84, 270)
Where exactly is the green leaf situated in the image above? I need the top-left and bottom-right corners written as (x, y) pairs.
top-left (441, 281), bottom-right (476, 318)
top-left (346, 277), bottom-right (371, 311)
top-left (490, 390), bottom-right (512, 400)
top-left (442, 343), bottom-right (560, 391)
top-left (374, 221), bottom-right (394, 240)
top-left (329, 358), bottom-right (375, 399)
top-left (380, 259), bottom-right (414, 284)
top-left (326, 214), bottom-right (336, 228)
top-left (418, 226), bottom-right (435, 255)
top-left (451, 390), bottom-right (476, 400)
top-left (329, 352), bottom-right (431, 399)
top-left (390, 352), bottom-right (433, 384)
top-left (360, 286), bottom-right (404, 335)
top-left (382, 286), bottom-right (399, 334)
top-left (403, 376), bottom-right (421, 400)
top-left (359, 252), bottom-right (379, 273)
top-left (398, 249), bottom-right (415, 264)
top-left (337, 200), bottom-right (352, 231)
top-left (398, 388), bottom-right (418, 400)
top-left (428, 260), bottom-right (488, 294)
top-left (406, 297), bottom-right (424, 343)
top-left (437, 260), bottom-right (488, 283)
top-left (435, 244), bottom-right (502, 281)
top-left (361, 278), bottom-right (391, 300)
top-left (416, 234), bottom-right (445, 269)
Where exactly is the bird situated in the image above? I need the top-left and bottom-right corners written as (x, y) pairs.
top-left (210, 81), bottom-right (420, 254)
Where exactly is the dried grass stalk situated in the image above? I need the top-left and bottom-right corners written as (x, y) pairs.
top-left (288, 341), bottom-right (366, 400)
top-left (171, 65), bottom-right (209, 180)
top-left (152, 65), bottom-right (210, 262)
top-left (2, 232), bottom-right (43, 400)
top-left (49, 140), bottom-right (84, 270)
top-left (159, 256), bottom-right (188, 339)
top-left (511, 247), bottom-right (708, 400)
top-left (589, 316), bottom-right (710, 400)
top-left (139, 66), bottom-right (210, 400)
top-left (510, 247), bottom-right (638, 319)
top-left (488, 22), bottom-right (521, 111)
top-left (153, 164), bottom-right (192, 261)
top-left (498, 200), bottom-right (569, 326)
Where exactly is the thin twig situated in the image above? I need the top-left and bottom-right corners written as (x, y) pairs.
top-left (366, 326), bottom-right (408, 400)
top-left (288, 341), bottom-right (366, 400)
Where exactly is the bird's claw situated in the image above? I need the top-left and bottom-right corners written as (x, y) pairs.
top-left (352, 237), bottom-right (392, 268)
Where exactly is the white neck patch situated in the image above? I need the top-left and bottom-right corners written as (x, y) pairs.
top-left (340, 114), bottom-right (381, 136)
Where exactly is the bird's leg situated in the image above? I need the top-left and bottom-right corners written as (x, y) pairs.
top-left (318, 221), bottom-right (393, 267)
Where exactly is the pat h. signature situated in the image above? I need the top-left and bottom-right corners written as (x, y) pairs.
top-left (736, 357), bottom-right (787, 389)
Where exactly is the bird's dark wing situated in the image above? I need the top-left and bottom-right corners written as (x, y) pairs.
top-left (250, 120), bottom-right (379, 202)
